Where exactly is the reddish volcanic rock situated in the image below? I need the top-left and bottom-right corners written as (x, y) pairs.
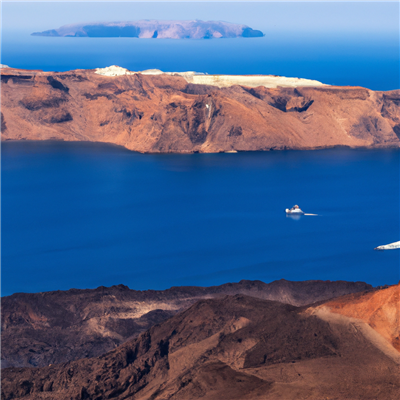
top-left (316, 283), bottom-right (400, 352)
top-left (1, 67), bottom-right (399, 153)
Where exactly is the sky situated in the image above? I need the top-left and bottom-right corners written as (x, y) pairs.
top-left (1, 1), bottom-right (399, 36)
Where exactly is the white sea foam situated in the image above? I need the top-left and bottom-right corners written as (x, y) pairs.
top-left (374, 241), bottom-right (400, 250)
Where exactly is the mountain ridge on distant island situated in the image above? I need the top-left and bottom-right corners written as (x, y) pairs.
top-left (31, 20), bottom-right (264, 39)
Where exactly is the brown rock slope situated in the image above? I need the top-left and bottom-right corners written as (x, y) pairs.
top-left (2, 285), bottom-right (399, 400)
top-left (1, 67), bottom-right (400, 153)
top-left (1, 279), bottom-right (371, 368)
top-left (312, 283), bottom-right (400, 353)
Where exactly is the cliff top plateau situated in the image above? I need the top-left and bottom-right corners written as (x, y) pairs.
top-left (93, 66), bottom-right (327, 89)
top-left (2, 66), bottom-right (399, 153)
top-left (2, 283), bottom-right (399, 400)
top-left (31, 20), bottom-right (264, 39)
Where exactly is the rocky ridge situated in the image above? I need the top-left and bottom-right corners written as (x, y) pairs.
top-left (1, 66), bottom-right (400, 153)
top-left (1, 279), bottom-right (372, 368)
top-left (2, 283), bottom-right (399, 400)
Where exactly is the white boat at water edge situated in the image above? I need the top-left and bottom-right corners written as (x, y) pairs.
top-left (374, 241), bottom-right (400, 251)
top-left (285, 205), bottom-right (318, 216)
top-left (286, 205), bottom-right (304, 215)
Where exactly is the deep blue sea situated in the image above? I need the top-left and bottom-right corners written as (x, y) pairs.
top-left (1, 32), bottom-right (400, 295)
top-left (1, 31), bottom-right (399, 90)
top-left (2, 142), bottom-right (399, 296)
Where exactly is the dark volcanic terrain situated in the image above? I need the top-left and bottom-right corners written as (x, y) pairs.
top-left (2, 283), bottom-right (399, 400)
top-left (1, 279), bottom-right (372, 368)
top-left (1, 67), bottom-right (400, 153)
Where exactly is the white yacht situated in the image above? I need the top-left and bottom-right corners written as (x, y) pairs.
top-left (285, 205), bottom-right (304, 215)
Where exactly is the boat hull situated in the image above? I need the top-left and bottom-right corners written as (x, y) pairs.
top-left (285, 208), bottom-right (304, 215)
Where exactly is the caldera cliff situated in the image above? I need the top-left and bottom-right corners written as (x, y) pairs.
top-left (1, 66), bottom-right (400, 153)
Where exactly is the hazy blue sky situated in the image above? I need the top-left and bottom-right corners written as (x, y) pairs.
top-left (2, 2), bottom-right (399, 35)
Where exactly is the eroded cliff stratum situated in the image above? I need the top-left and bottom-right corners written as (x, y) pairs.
top-left (1, 66), bottom-right (400, 153)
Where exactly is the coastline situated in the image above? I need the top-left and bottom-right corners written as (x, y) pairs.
top-left (3, 138), bottom-right (400, 155)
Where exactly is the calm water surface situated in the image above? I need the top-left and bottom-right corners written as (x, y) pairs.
top-left (2, 141), bottom-right (399, 295)
top-left (1, 32), bottom-right (399, 90)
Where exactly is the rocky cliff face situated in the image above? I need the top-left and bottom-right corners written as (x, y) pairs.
top-left (2, 284), bottom-right (399, 400)
top-left (1, 279), bottom-right (372, 368)
top-left (1, 67), bottom-right (399, 153)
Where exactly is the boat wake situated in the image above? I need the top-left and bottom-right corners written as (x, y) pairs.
top-left (374, 241), bottom-right (400, 251)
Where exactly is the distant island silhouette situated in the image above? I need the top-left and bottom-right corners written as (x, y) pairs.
top-left (31, 20), bottom-right (264, 39)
